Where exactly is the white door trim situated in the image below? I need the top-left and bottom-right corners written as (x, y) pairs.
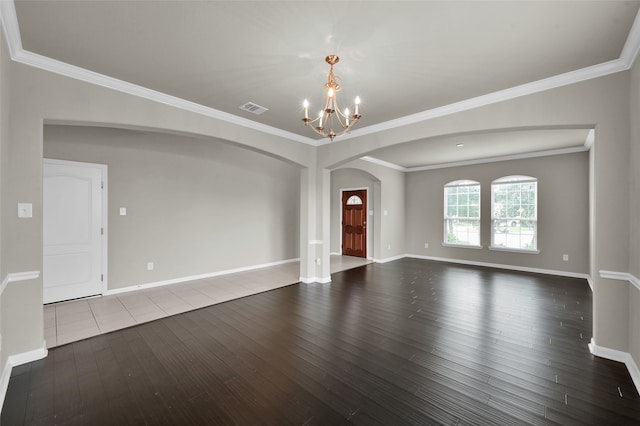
top-left (339, 187), bottom-right (370, 259)
top-left (43, 158), bottom-right (108, 298)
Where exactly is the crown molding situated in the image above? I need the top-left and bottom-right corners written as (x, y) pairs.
top-left (345, 9), bottom-right (640, 140)
top-left (1, 2), bottom-right (639, 148)
top-left (16, 51), bottom-right (319, 146)
top-left (621, 6), bottom-right (640, 66)
top-left (0, 2), bottom-right (317, 146)
top-left (360, 156), bottom-right (407, 172)
top-left (0, 0), bottom-right (21, 57)
top-left (407, 145), bottom-right (590, 172)
top-left (363, 144), bottom-right (590, 173)
top-left (344, 59), bottom-right (628, 141)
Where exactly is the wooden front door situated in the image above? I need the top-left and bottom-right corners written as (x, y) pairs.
top-left (342, 190), bottom-right (367, 258)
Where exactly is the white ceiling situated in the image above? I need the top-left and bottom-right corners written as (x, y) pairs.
top-left (6, 1), bottom-right (640, 169)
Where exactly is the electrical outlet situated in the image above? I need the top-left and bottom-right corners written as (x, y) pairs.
top-left (147, 262), bottom-right (154, 270)
top-left (388, 244), bottom-right (391, 250)
top-left (120, 207), bottom-right (127, 216)
top-left (424, 243), bottom-right (429, 249)
top-left (562, 254), bottom-right (569, 261)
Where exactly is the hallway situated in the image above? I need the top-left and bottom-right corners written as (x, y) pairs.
top-left (44, 256), bottom-right (372, 348)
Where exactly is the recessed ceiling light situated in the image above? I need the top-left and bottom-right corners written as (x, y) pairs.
top-left (456, 143), bottom-right (464, 147)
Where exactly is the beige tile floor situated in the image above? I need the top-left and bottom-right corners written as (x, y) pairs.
top-left (44, 255), bottom-right (372, 348)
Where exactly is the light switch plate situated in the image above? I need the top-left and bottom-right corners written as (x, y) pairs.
top-left (18, 203), bottom-right (33, 218)
top-left (120, 207), bottom-right (127, 216)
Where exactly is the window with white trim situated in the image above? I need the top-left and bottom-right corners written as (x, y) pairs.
top-left (444, 180), bottom-right (481, 247)
top-left (491, 175), bottom-right (537, 251)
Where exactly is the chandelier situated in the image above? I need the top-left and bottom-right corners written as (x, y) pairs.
top-left (302, 55), bottom-right (361, 141)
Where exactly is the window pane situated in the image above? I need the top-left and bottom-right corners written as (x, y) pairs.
top-left (444, 180), bottom-right (481, 246)
top-left (446, 219), bottom-right (480, 246)
top-left (346, 195), bottom-right (363, 205)
top-left (491, 176), bottom-right (537, 251)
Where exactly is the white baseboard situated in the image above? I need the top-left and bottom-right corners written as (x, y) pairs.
top-left (7, 344), bottom-right (48, 367)
top-left (407, 254), bottom-right (591, 281)
top-left (589, 338), bottom-right (640, 396)
top-left (0, 272), bottom-right (46, 412)
top-left (590, 272), bottom-right (640, 395)
top-left (105, 258), bottom-right (299, 296)
top-left (0, 360), bottom-right (11, 415)
top-left (330, 253), bottom-right (374, 262)
top-left (373, 254), bottom-right (407, 264)
top-left (300, 276), bottom-right (332, 284)
top-left (0, 341), bottom-right (48, 414)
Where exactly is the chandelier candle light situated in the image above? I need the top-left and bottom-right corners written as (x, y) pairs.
top-left (302, 55), bottom-right (361, 141)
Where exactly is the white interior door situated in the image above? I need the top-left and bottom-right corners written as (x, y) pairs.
top-left (43, 160), bottom-right (105, 304)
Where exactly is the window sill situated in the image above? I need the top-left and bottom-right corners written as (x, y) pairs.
top-left (442, 243), bottom-right (483, 250)
top-left (489, 246), bottom-right (540, 254)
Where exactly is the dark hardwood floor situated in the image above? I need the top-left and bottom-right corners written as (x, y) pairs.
top-left (3, 258), bottom-right (640, 425)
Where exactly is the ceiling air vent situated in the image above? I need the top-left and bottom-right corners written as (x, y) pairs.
top-left (239, 102), bottom-right (268, 115)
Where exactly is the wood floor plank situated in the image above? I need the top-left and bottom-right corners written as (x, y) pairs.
top-left (3, 258), bottom-right (640, 425)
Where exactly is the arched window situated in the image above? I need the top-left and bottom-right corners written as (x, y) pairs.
top-left (444, 180), bottom-right (481, 247)
top-left (491, 175), bottom-right (538, 252)
top-left (346, 195), bottom-right (363, 205)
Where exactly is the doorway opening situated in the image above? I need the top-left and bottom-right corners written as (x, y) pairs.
top-left (43, 159), bottom-right (107, 304)
top-left (341, 189), bottom-right (367, 258)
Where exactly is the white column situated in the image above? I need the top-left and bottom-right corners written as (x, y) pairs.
top-left (299, 167), bottom-right (317, 283)
top-left (299, 166), bottom-right (332, 284)
top-left (318, 168), bottom-right (331, 282)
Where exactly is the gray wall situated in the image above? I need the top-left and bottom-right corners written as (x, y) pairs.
top-left (0, 24), bottom-right (8, 372)
top-left (44, 125), bottom-right (301, 291)
top-left (318, 71), bottom-right (631, 353)
top-left (1, 22), bottom-right (640, 391)
top-left (332, 159), bottom-right (406, 262)
top-left (0, 56), bottom-right (318, 370)
top-left (629, 55), bottom-right (640, 371)
top-left (405, 152), bottom-right (590, 274)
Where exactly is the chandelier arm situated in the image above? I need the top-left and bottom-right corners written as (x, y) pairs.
top-left (300, 54), bottom-right (362, 141)
top-left (324, 91), bottom-right (333, 114)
